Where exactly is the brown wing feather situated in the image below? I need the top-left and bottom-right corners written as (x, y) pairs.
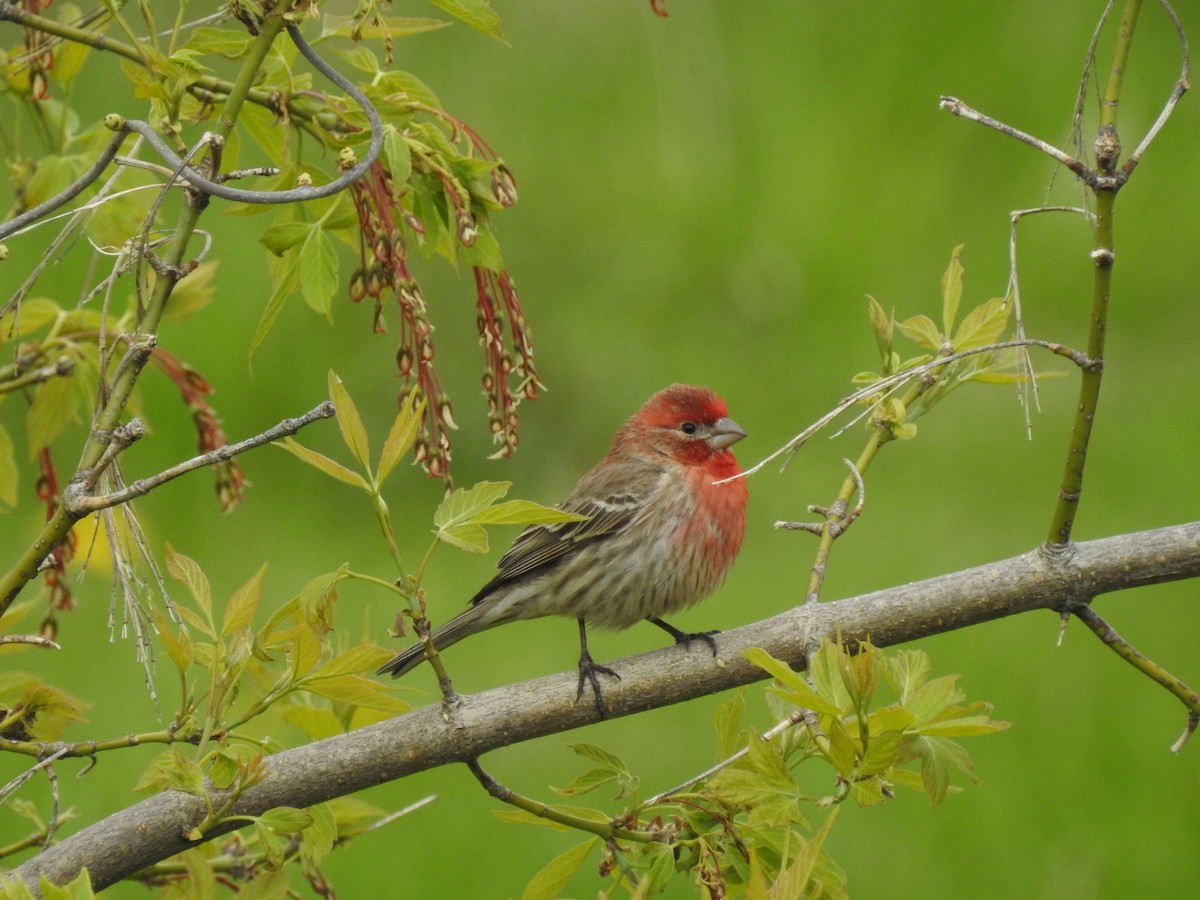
top-left (469, 457), bottom-right (664, 604)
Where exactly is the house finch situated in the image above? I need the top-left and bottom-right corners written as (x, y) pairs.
top-left (377, 384), bottom-right (748, 713)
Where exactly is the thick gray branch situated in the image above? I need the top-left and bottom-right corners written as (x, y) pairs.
top-left (14, 521), bottom-right (1200, 892)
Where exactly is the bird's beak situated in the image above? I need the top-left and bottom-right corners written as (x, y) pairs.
top-left (706, 417), bottom-right (747, 451)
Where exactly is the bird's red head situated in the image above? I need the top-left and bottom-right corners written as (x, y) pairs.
top-left (621, 384), bottom-right (747, 474)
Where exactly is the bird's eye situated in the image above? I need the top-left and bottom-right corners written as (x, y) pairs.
top-left (680, 421), bottom-right (698, 435)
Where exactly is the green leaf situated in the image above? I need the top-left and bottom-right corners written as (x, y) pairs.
top-left (0, 424), bottom-right (17, 508)
top-left (896, 313), bottom-right (943, 351)
top-left (250, 249), bottom-right (300, 360)
top-left (808, 639), bottom-right (853, 713)
top-left (882, 648), bottom-right (931, 703)
top-left (327, 371), bottom-right (371, 474)
top-left (867, 295), bottom-right (894, 369)
top-left (435, 480), bottom-right (511, 526)
top-left (153, 608), bottom-right (193, 674)
top-left (940, 244), bottom-right (965, 336)
top-left (566, 742), bottom-right (626, 771)
top-left (473, 499), bottom-right (588, 527)
top-left (904, 674), bottom-right (963, 725)
top-left (38, 868), bottom-right (96, 900)
top-left (917, 714), bottom-right (1010, 737)
top-left (258, 806), bottom-right (314, 834)
top-left (275, 437), bottom-right (371, 491)
top-left (301, 801), bottom-right (337, 868)
top-left (222, 563), bottom-right (267, 638)
top-left (377, 391), bottom-right (424, 485)
top-left (299, 673), bottom-right (410, 713)
top-left (551, 767), bottom-right (618, 798)
top-left (744, 647), bottom-right (841, 716)
top-left (770, 807), bottom-right (839, 899)
top-left (425, 0), bottom-right (507, 43)
top-left (26, 371), bottom-right (79, 455)
top-left (715, 687), bottom-right (747, 759)
top-left (279, 705), bottom-right (344, 741)
top-left (434, 481), bottom-right (514, 550)
top-left (825, 719), bottom-right (858, 778)
top-left (164, 543), bottom-right (213, 631)
top-left (259, 222), bottom-right (314, 255)
top-left (953, 296), bottom-right (1011, 351)
top-left (312, 643), bottom-right (391, 678)
top-left (859, 729), bottom-right (904, 776)
top-left (134, 746), bottom-right (206, 796)
top-left (300, 229), bottom-right (339, 319)
top-left (521, 838), bottom-right (597, 900)
top-left (383, 127), bottom-right (412, 184)
top-left (322, 14), bottom-right (452, 41)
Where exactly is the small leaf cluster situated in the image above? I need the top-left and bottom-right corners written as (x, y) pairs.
top-left (510, 639), bottom-right (1007, 898)
top-left (856, 246), bottom-right (1033, 440)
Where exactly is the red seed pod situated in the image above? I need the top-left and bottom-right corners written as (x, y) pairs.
top-left (396, 346), bottom-right (414, 377)
top-left (373, 234), bottom-right (392, 263)
top-left (403, 211), bottom-right (426, 235)
top-left (490, 164), bottom-right (518, 207)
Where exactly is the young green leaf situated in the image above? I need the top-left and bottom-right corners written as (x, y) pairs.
top-left (222, 563), bottom-right (267, 638)
top-left (744, 647), bottom-right (842, 716)
top-left (426, 0), bottom-right (507, 43)
top-left (300, 230), bottom-right (339, 320)
top-left (0, 424), bottom-right (19, 508)
top-left (275, 437), bottom-right (371, 491)
top-left (521, 838), bottom-right (598, 900)
top-left (896, 313), bottom-right (943, 351)
top-left (327, 371), bottom-right (371, 474)
top-left (164, 543), bottom-right (213, 631)
top-left (953, 296), bottom-right (1010, 351)
top-left (377, 391), bottom-right (425, 485)
top-left (940, 244), bottom-right (965, 336)
top-left (473, 499), bottom-right (588, 527)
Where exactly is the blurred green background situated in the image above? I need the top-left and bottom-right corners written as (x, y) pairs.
top-left (4, 1), bottom-right (1200, 897)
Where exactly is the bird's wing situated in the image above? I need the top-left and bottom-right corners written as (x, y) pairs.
top-left (469, 467), bottom-right (657, 604)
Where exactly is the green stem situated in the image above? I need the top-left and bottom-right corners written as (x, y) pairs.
top-left (1046, 0), bottom-right (1139, 544)
top-left (805, 431), bottom-right (888, 603)
top-left (0, 727), bottom-right (200, 759)
top-left (466, 759), bottom-right (657, 844)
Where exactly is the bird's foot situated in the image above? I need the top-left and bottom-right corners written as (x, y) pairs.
top-left (576, 654), bottom-right (620, 718)
top-left (648, 617), bottom-right (720, 656)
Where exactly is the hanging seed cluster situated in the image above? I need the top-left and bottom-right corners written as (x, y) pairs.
top-left (151, 349), bottom-right (245, 513)
top-left (347, 110), bottom-right (541, 483)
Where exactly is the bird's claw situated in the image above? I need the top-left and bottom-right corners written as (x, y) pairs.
top-left (676, 629), bottom-right (720, 657)
top-left (576, 656), bottom-right (620, 717)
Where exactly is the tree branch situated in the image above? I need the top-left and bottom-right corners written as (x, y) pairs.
top-left (63, 401), bottom-right (336, 515)
top-left (13, 521), bottom-right (1200, 892)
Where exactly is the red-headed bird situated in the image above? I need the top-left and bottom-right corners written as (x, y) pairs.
top-left (377, 384), bottom-right (748, 713)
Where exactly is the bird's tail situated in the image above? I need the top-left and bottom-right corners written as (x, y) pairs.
top-left (376, 603), bottom-right (492, 678)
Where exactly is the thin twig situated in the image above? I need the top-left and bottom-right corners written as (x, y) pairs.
top-left (1071, 603), bottom-right (1200, 751)
top-left (732, 338), bottom-right (1094, 481)
top-left (938, 96), bottom-right (1102, 185)
top-left (64, 401), bottom-right (336, 515)
top-left (643, 709), bottom-right (807, 807)
top-left (1123, 0), bottom-right (1190, 176)
top-left (1006, 205), bottom-right (1096, 432)
top-left (0, 634), bottom-right (61, 649)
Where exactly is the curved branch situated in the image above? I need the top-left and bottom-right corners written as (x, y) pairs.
top-left (0, 22), bottom-right (382, 246)
top-left (13, 521), bottom-right (1200, 892)
top-left (105, 23), bottom-right (383, 206)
